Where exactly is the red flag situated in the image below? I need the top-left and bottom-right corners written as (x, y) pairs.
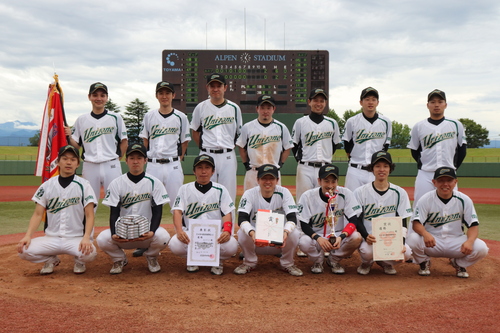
top-left (35, 74), bottom-right (68, 183)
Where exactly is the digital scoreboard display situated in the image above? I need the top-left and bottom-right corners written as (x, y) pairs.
top-left (162, 50), bottom-right (329, 114)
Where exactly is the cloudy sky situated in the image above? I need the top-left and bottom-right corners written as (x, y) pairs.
top-left (1, 0), bottom-right (500, 138)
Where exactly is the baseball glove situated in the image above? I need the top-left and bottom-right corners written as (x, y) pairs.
top-left (115, 215), bottom-right (150, 239)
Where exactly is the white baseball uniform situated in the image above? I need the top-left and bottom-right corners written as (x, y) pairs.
top-left (190, 99), bottom-right (242, 201)
top-left (237, 185), bottom-right (300, 268)
top-left (342, 113), bottom-right (392, 191)
top-left (18, 175), bottom-right (98, 265)
top-left (298, 186), bottom-right (362, 265)
top-left (71, 110), bottom-right (128, 198)
top-left (292, 115), bottom-right (341, 201)
top-left (407, 190), bottom-right (488, 267)
top-left (97, 173), bottom-right (171, 261)
top-left (407, 118), bottom-right (467, 205)
top-left (354, 182), bottom-right (413, 265)
top-left (168, 181), bottom-right (238, 260)
top-left (140, 108), bottom-right (191, 201)
top-left (236, 119), bottom-right (293, 190)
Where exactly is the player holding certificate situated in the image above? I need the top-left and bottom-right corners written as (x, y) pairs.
top-left (234, 164), bottom-right (303, 276)
top-left (353, 151), bottom-right (412, 275)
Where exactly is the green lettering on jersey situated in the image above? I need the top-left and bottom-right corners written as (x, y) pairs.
top-left (422, 132), bottom-right (456, 149)
top-left (304, 131), bottom-right (333, 146)
top-left (248, 134), bottom-right (282, 149)
top-left (354, 129), bottom-right (385, 144)
top-left (83, 127), bottom-right (115, 143)
top-left (46, 197), bottom-right (81, 214)
top-left (203, 115), bottom-right (235, 130)
top-left (121, 192), bottom-right (151, 209)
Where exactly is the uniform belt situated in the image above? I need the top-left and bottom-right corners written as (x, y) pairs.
top-left (148, 157), bottom-right (179, 164)
top-left (350, 163), bottom-right (370, 171)
top-left (299, 161), bottom-right (326, 168)
top-left (201, 148), bottom-right (233, 154)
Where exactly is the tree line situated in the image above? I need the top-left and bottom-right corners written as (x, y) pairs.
top-left (29, 99), bottom-right (490, 149)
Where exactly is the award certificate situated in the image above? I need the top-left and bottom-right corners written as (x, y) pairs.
top-left (372, 217), bottom-right (404, 261)
top-left (187, 219), bottom-right (221, 266)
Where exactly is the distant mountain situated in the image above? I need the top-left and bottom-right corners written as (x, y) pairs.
top-left (0, 121), bottom-right (39, 137)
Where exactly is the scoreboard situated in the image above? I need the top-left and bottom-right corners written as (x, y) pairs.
top-left (162, 50), bottom-right (329, 114)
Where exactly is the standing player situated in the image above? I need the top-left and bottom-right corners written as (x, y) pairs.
top-left (168, 154), bottom-right (238, 275)
top-left (234, 164), bottom-right (303, 276)
top-left (292, 88), bottom-right (341, 201)
top-left (353, 151), bottom-right (412, 275)
top-left (406, 167), bottom-right (488, 278)
top-left (237, 95), bottom-right (293, 191)
top-left (407, 89), bottom-right (467, 205)
top-left (298, 164), bottom-right (362, 274)
top-left (133, 81), bottom-right (190, 257)
top-left (342, 87), bottom-right (392, 192)
top-left (17, 145), bottom-right (97, 275)
top-left (96, 143), bottom-right (171, 274)
top-left (65, 82), bottom-right (128, 199)
top-left (190, 73), bottom-right (242, 202)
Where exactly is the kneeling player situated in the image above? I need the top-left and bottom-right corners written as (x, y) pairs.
top-left (97, 144), bottom-right (171, 274)
top-left (234, 164), bottom-right (303, 276)
top-left (407, 167), bottom-right (488, 278)
top-left (168, 154), bottom-right (238, 275)
top-left (298, 164), bottom-right (362, 274)
top-left (17, 145), bottom-right (97, 275)
top-left (354, 151), bottom-right (412, 275)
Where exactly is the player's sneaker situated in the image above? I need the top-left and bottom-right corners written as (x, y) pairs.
top-left (233, 264), bottom-right (254, 275)
top-left (282, 265), bottom-right (304, 276)
top-left (110, 259), bottom-right (128, 274)
top-left (133, 248), bottom-right (147, 257)
top-left (186, 265), bottom-right (199, 273)
top-left (146, 257), bottom-right (161, 273)
top-left (310, 262), bottom-right (324, 274)
top-left (327, 260), bottom-right (345, 274)
top-left (297, 249), bottom-right (307, 257)
top-left (40, 258), bottom-right (60, 275)
top-left (73, 262), bottom-right (86, 274)
top-left (418, 261), bottom-right (431, 276)
top-left (324, 252), bottom-right (330, 257)
top-left (377, 261), bottom-right (397, 275)
top-left (450, 258), bottom-right (469, 278)
top-left (357, 263), bottom-right (372, 275)
top-left (210, 266), bottom-right (224, 275)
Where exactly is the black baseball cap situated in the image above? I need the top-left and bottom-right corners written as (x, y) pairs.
top-left (433, 167), bottom-right (456, 180)
top-left (156, 81), bottom-right (175, 93)
top-left (126, 143), bottom-right (147, 158)
top-left (309, 88), bottom-right (328, 100)
top-left (89, 82), bottom-right (108, 95)
top-left (58, 145), bottom-right (80, 159)
top-left (193, 154), bottom-right (215, 168)
top-left (257, 95), bottom-right (276, 107)
top-left (257, 164), bottom-right (279, 179)
top-left (360, 87), bottom-right (379, 100)
top-left (428, 89), bottom-right (446, 102)
top-left (318, 164), bottom-right (339, 180)
top-left (371, 151), bottom-right (393, 166)
top-left (206, 73), bottom-right (226, 85)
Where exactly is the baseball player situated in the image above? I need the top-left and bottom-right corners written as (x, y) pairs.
top-left (168, 154), bottom-right (238, 275)
top-left (96, 143), bottom-right (171, 274)
top-left (234, 164), bottom-right (303, 276)
top-left (190, 73), bottom-right (242, 202)
top-left (133, 81), bottom-right (190, 257)
top-left (65, 82), bottom-right (128, 199)
top-left (406, 167), bottom-right (488, 278)
top-left (17, 145), bottom-right (97, 275)
top-left (292, 88), bottom-right (341, 201)
top-left (298, 164), bottom-right (363, 274)
top-left (342, 87), bottom-right (392, 192)
top-left (407, 89), bottom-right (467, 206)
top-left (353, 151), bottom-right (412, 275)
top-left (237, 95), bottom-right (293, 191)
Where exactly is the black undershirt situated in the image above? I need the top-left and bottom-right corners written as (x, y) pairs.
top-left (159, 109), bottom-right (174, 118)
top-left (309, 112), bottom-right (324, 124)
top-left (58, 174), bottom-right (75, 188)
top-left (91, 110), bottom-right (107, 119)
top-left (363, 112), bottom-right (379, 124)
top-left (258, 120), bottom-right (272, 127)
top-left (195, 181), bottom-right (212, 194)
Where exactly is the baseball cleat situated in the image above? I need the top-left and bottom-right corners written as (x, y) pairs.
top-left (327, 260), bottom-right (345, 274)
top-left (357, 263), bottom-right (372, 275)
top-left (233, 264), bottom-right (254, 275)
top-left (418, 261), bottom-right (431, 276)
top-left (282, 265), bottom-right (304, 276)
top-left (377, 261), bottom-right (397, 275)
top-left (324, 252), bottom-right (330, 257)
top-left (73, 262), bottom-right (86, 274)
top-left (310, 262), bottom-right (324, 274)
top-left (210, 266), bottom-right (224, 275)
top-left (296, 249), bottom-right (307, 257)
top-left (450, 258), bottom-right (469, 278)
top-left (186, 265), bottom-right (199, 273)
top-left (133, 248), bottom-right (147, 257)
top-left (110, 259), bottom-right (128, 274)
top-left (40, 258), bottom-right (60, 275)
top-left (146, 257), bottom-right (161, 273)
